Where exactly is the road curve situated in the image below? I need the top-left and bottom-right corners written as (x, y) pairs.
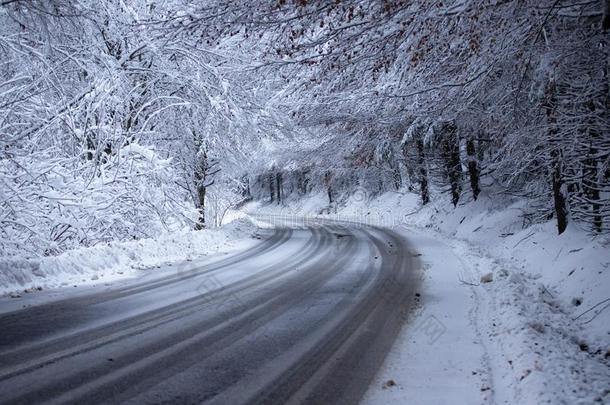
top-left (0, 216), bottom-right (421, 405)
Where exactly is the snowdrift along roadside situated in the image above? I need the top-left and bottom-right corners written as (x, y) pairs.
top-left (0, 214), bottom-right (257, 296)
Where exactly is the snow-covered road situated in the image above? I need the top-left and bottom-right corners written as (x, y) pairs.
top-left (0, 217), bottom-right (420, 404)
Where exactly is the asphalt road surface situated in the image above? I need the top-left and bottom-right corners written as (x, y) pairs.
top-left (0, 216), bottom-right (420, 405)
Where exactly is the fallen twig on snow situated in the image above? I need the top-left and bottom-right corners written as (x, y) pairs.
top-left (574, 298), bottom-right (610, 322)
top-left (513, 231), bottom-right (535, 248)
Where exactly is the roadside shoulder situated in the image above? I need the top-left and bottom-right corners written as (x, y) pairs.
top-left (392, 224), bottom-right (610, 405)
top-left (362, 226), bottom-right (492, 405)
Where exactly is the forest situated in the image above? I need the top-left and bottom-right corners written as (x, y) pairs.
top-left (1, 0), bottom-right (609, 258)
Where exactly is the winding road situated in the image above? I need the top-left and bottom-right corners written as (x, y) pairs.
top-left (0, 216), bottom-right (420, 405)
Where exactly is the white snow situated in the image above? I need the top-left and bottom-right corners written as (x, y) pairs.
top-left (0, 217), bottom-right (257, 296)
top-left (247, 190), bottom-right (610, 405)
top-left (120, 142), bottom-right (172, 167)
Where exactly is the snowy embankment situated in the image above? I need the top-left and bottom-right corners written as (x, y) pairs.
top-left (0, 214), bottom-right (256, 297)
top-left (248, 192), bottom-right (610, 404)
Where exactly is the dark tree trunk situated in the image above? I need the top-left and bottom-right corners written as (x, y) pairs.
top-left (276, 172), bottom-right (282, 204)
top-left (415, 139), bottom-right (429, 205)
top-left (269, 172), bottom-right (275, 203)
top-left (550, 148), bottom-right (568, 234)
top-left (86, 136), bottom-right (95, 161)
top-left (466, 136), bottom-right (481, 200)
top-left (391, 162), bottom-right (402, 190)
top-left (324, 171), bottom-right (333, 204)
top-left (297, 169), bottom-right (310, 195)
top-left (194, 148), bottom-right (208, 231)
top-left (544, 82), bottom-right (568, 235)
top-left (192, 132), bottom-right (219, 231)
top-left (442, 123), bottom-right (462, 207)
top-left (195, 185), bottom-right (206, 230)
top-left (244, 176), bottom-right (251, 198)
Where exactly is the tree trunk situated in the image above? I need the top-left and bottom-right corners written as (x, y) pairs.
top-left (550, 148), bottom-right (568, 234)
top-left (297, 169), bottom-right (310, 195)
top-left (243, 175), bottom-right (251, 198)
top-left (391, 161), bottom-right (402, 190)
top-left (415, 139), bottom-right (429, 205)
top-left (86, 135), bottom-right (95, 161)
top-left (194, 148), bottom-right (208, 230)
top-left (269, 172), bottom-right (275, 203)
top-left (544, 82), bottom-right (568, 234)
top-left (466, 136), bottom-right (481, 200)
top-left (324, 171), bottom-right (333, 204)
top-left (195, 185), bottom-right (206, 230)
top-left (442, 122), bottom-right (462, 207)
top-left (192, 131), bottom-right (219, 231)
top-left (276, 172), bottom-right (282, 204)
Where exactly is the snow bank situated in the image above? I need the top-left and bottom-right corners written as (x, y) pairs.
top-left (0, 218), bottom-right (257, 296)
top-left (401, 193), bottom-right (610, 345)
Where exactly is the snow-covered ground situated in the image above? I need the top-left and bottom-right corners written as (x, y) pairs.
top-left (249, 191), bottom-right (610, 404)
top-left (0, 214), bottom-right (257, 297)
